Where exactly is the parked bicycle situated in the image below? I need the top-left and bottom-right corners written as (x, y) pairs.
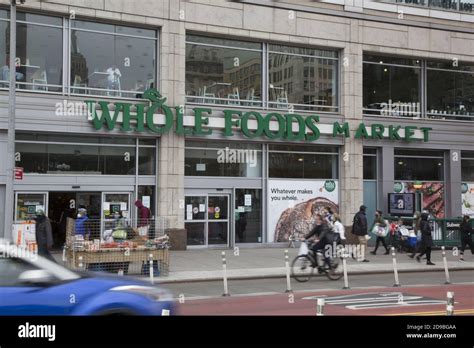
top-left (291, 240), bottom-right (344, 282)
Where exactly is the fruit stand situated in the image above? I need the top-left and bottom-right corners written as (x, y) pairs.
top-left (64, 218), bottom-right (170, 276)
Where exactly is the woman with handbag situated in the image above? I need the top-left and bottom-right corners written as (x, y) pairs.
top-left (370, 210), bottom-right (390, 255)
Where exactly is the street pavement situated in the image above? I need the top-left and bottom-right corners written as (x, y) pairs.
top-left (154, 247), bottom-right (474, 283)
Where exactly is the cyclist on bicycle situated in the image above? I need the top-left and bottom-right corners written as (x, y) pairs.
top-left (304, 214), bottom-right (340, 272)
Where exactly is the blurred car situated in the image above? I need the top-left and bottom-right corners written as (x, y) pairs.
top-left (0, 241), bottom-right (174, 315)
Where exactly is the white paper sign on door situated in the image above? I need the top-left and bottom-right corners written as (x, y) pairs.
top-left (244, 194), bottom-right (252, 206)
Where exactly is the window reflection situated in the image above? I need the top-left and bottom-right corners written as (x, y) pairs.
top-left (71, 20), bottom-right (156, 98)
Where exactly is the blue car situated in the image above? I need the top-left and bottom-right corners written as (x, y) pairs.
top-left (0, 241), bottom-right (174, 315)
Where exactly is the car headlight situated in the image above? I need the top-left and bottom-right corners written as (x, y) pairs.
top-left (109, 285), bottom-right (172, 302)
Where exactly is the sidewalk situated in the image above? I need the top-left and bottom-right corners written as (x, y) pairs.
top-left (153, 247), bottom-right (474, 284)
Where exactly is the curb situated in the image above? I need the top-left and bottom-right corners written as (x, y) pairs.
top-left (153, 265), bottom-right (474, 284)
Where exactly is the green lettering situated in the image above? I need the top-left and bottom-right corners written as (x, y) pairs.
top-left (371, 124), bottom-right (385, 140)
top-left (305, 115), bottom-right (320, 141)
top-left (263, 112), bottom-right (285, 139)
top-left (420, 127), bottom-right (432, 142)
top-left (223, 109), bottom-right (242, 136)
top-left (389, 125), bottom-right (401, 140)
top-left (241, 111), bottom-right (264, 138)
top-left (175, 106), bottom-right (193, 135)
top-left (146, 103), bottom-right (173, 134)
top-left (90, 101), bottom-right (124, 130)
top-left (404, 126), bottom-right (417, 142)
top-left (333, 122), bottom-right (350, 138)
top-left (355, 123), bottom-right (369, 139)
top-left (285, 114), bottom-right (305, 141)
top-left (193, 108), bottom-right (213, 136)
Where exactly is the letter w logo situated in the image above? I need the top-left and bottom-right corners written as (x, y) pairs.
top-left (87, 101), bottom-right (126, 130)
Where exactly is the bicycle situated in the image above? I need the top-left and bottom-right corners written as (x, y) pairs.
top-left (291, 240), bottom-right (344, 282)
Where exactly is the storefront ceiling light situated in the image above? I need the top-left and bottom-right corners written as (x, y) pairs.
top-left (384, 68), bottom-right (388, 72)
top-left (398, 161), bottom-right (403, 165)
top-left (379, 61), bottom-right (383, 64)
top-left (298, 158), bottom-right (303, 162)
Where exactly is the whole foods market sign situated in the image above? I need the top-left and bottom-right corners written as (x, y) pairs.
top-left (86, 89), bottom-right (432, 142)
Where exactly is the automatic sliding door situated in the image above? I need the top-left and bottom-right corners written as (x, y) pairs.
top-left (208, 195), bottom-right (229, 246)
top-left (185, 196), bottom-right (206, 246)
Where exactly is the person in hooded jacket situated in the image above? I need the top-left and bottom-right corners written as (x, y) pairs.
top-left (34, 210), bottom-right (55, 262)
top-left (459, 215), bottom-right (473, 262)
top-left (351, 205), bottom-right (369, 262)
top-left (414, 212), bottom-right (435, 265)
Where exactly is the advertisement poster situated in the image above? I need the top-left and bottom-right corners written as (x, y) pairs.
top-left (462, 183), bottom-right (474, 217)
top-left (268, 180), bottom-right (339, 242)
top-left (394, 182), bottom-right (445, 218)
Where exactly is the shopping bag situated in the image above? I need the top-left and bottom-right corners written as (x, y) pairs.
top-left (298, 242), bottom-right (309, 256)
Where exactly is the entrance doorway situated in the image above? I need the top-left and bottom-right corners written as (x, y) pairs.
top-left (184, 193), bottom-right (230, 247)
top-left (48, 192), bottom-right (101, 249)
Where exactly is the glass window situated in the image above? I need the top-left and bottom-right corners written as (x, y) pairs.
top-left (0, 258), bottom-right (42, 287)
top-left (462, 151), bottom-right (474, 182)
top-left (2, 16), bottom-right (63, 92)
top-left (16, 193), bottom-right (47, 221)
top-left (269, 152), bottom-right (338, 179)
top-left (16, 142), bottom-right (137, 175)
top-left (138, 146), bottom-right (156, 175)
top-left (268, 144), bottom-right (338, 153)
top-left (363, 155), bottom-right (377, 180)
top-left (395, 155), bottom-right (444, 181)
top-left (0, 17), bottom-right (8, 88)
top-left (235, 189), bottom-right (262, 243)
top-left (363, 55), bottom-right (421, 117)
top-left (185, 36), bottom-right (262, 106)
top-left (268, 46), bottom-right (338, 112)
top-left (71, 20), bottom-right (156, 98)
top-left (185, 148), bottom-right (262, 177)
top-left (427, 67), bottom-right (474, 119)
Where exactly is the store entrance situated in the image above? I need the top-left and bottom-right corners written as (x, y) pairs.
top-left (48, 192), bottom-right (101, 249)
top-left (184, 193), bottom-right (231, 247)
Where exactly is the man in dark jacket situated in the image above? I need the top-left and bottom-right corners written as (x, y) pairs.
top-left (34, 210), bottom-right (55, 262)
top-left (459, 215), bottom-right (473, 262)
top-left (304, 214), bottom-right (339, 271)
top-left (351, 205), bottom-right (369, 262)
top-left (415, 212), bottom-right (435, 265)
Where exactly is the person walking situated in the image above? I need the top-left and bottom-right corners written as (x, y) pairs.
top-left (135, 200), bottom-right (151, 237)
top-left (459, 215), bottom-right (474, 262)
top-left (351, 205), bottom-right (370, 262)
top-left (34, 210), bottom-right (55, 262)
top-left (370, 210), bottom-right (389, 255)
top-left (414, 212), bottom-right (435, 265)
top-left (333, 213), bottom-right (346, 245)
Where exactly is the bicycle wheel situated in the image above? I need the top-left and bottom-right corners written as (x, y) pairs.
top-left (326, 257), bottom-right (344, 280)
top-left (291, 255), bottom-right (314, 282)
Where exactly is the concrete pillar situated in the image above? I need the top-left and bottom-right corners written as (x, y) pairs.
top-left (340, 40), bottom-right (364, 227)
top-left (157, 19), bottom-right (186, 238)
top-left (379, 146), bottom-right (395, 215)
top-left (446, 150), bottom-right (462, 218)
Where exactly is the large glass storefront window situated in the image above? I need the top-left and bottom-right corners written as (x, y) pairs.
top-left (268, 45), bottom-right (338, 112)
top-left (185, 141), bottom-right (262, 177)
top-left (15, 193), bottom-right (47, 221)
top-left (186, 35), bottom-right (262, 106)
top-left (395, 149), bottom-right (444, 181)
top-left (427, 61), bottom-right (474, 120)
top-left (268, 145), bottom-right (338, 179)
top-left (394, 149), bottom-right (445, 218)
top-left (0, 12), bottom-right (63, 92)
top-left (363, 55), bottom-right (421, 117)
top-left (15, 134), bottom-right (156, 175)
top-left (462, 151), bottom-right (474, 182)
top-left (70, 20), bottom-right (156, 98)
top-left (363, 148), bottom-right (377, 180)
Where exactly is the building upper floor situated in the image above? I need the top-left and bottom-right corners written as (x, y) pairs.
top-left (0, 0), bottom-right (473, 129)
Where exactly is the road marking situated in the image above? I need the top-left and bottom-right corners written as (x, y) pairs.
top-left (387, 308), bottom-right (474, 316)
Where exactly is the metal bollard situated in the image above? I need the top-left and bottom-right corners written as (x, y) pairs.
top-left (222, 251), bottom-right (230, 297)
top-left (284, 249), bottom-right (292, 293)
top-left (391, 247), bottom-right (401, 287)
top-left (342, 247), bottom-right (350, 290)
top-left (149, 253), bottom-right (154, 285)
top-left (316, 298), bottom-right (325, 316)
top-left (441, 246), bottom-right (451, 284)
top-left (118, 269), bottom-right (124, 276)
top-left (62, 245), bottom-right (67, 262)
top-left (446, 291), bottom-right (454, 316)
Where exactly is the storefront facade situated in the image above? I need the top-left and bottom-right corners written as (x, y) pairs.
top-left (0, 0), bottom-right (473, 248)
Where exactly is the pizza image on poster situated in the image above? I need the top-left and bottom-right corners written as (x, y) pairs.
top-left (395, 182), bottom-right (445, 218)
